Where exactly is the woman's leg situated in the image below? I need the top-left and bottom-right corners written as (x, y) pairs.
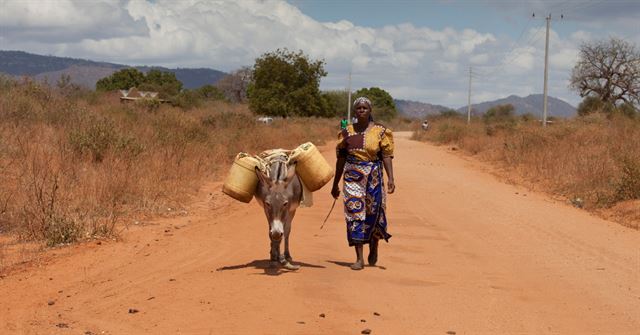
top-left (351, 244), bottom-right (364, 270)
top-left (368, 237), bottom-right (379, 266)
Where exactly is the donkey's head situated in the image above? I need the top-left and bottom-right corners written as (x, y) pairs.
top-left (255, 162), bottom-right (298, 241)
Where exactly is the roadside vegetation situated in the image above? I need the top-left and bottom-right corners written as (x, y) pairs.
top-left (412, 111), bottom-right (639, 228)
top-left (412, 37), bottom-right (640, 228)
top-left (0, 76), bottom-right (336, 248)
top-left (0, 48), bottom-right (405, 253)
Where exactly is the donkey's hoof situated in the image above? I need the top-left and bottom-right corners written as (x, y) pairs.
top-left (283, 262), bottom-right (300, 271)
top-left (269, 261), bottom-right (279, 268)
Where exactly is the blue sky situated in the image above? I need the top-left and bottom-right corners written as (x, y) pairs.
top-left (294, 1), bottom-right (519, 32)
top-left (1, 0), bottom-right (639, 109)
top-left (292, 0), bottom-right (636, 39)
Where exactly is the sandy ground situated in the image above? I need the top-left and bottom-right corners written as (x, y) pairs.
top-left (1, 132), bottom-right (639, 335)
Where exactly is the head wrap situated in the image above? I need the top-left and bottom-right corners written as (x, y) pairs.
top-left (352, 96), bottom-right (374, 122)
top-left (353, 97), bottom-right (372, 109)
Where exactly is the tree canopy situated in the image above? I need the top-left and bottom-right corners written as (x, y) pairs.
top-left (322, 90), bottom-right (350, 118)
top-left (247, 49), bottom-right (329, 117)
top-left (138, 69), bottom-right (183, 98)
top-left (353, 87), bottom-right (397, 121)
top-left (96, 68), bottom-right (183, 98)
top-left (96, 68), bottom-right (145, 92)
top-left (570, 38), bottom-right (639, 111)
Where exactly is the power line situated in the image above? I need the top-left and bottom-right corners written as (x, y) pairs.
top-left (474, 22), bottom-right (546, 79)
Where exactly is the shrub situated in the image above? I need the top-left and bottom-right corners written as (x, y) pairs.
top-left (435, 121), bottom-right (465, 144)
top-left (69, 116), bottom-right (118, 162)
top-left (483, 104), bottom-right (515, 123)
top-left (615, 157), bottom-right (640, 201)
top-left (0, 82), bottom-right (337, 252)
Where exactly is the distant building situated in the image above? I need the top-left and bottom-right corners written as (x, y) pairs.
top-left (119, 87), bottom-right (166, 102)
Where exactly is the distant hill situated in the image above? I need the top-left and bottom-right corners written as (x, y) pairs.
top-left (0, 50), bottom-right (227, 89)
top-left (395, 99), bottom-right (452, 119)
top-left (456, 94), bottom-right (576, 118)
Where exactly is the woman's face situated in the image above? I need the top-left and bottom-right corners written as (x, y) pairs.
top-left (354, 102), bottom-right (371, 121)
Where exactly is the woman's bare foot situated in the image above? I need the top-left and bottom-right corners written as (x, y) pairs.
top-left (351, 244), bottom-right (365, 270)
top-left (350, 260), bottom-right (364, 270)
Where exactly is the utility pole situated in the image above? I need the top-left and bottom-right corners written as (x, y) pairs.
top-left (347, 70), bottom-right (352, 123)
top-left (467, 66), bottom-right (472, 125)
top-left (542, 14), bottom-right (550, 127)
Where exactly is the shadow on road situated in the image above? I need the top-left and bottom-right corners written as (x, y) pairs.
top-left (216, 259), bottom-right (325, 276)
top-left (326, 260), bottom-right (387, 270)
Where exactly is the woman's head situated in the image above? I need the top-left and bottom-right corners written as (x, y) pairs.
top-left (353, 97), bottom-right (373, 122)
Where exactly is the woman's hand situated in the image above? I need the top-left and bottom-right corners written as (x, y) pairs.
top-left (387, 179), bottom-right (395, 194)
top-left (331, 184), bottom-right (341, 199)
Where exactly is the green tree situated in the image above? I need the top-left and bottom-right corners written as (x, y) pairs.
top-left (247, 49), bottom-right (328, 117)
top-left (321, 90), bottom-right (349, 118)
top-left (96, 68), bottom-right (145, 91)
top-left (96, 68), bottom-right (183, 99)
top-left (138, 69), bottom-right (183, 98)
top-left (353, 87), bottom-right (397, 121)
top-left (197, 85), bottom-right (226, 101)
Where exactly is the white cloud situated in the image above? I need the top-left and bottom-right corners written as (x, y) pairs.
top-left (0, 0), bottom-right (607, 107)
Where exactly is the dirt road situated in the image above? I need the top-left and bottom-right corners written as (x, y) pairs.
top-left (2, 132), bottom-right (639, 334)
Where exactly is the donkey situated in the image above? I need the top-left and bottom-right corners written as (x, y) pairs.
top-left (254, 157), bottom-right (303, 270)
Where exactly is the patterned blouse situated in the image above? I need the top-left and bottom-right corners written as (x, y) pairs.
top-left (336, 123), bottom-right (394, 161)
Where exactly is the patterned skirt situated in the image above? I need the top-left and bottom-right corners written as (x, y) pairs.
top-left (342, 157), bottom-right (392, 246)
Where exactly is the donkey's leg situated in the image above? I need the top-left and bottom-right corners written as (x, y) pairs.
top-left (282, 211), bottom-right (300, 270)
top-left (270, 238), bottom-right (281, 268)
top-left (283, 210), bottom-right (295, 262)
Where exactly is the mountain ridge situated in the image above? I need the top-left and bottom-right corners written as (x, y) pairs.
top-left (0, 50), bottom-right (226, 89)
top-left (455, 94), bottom-right (576, 118)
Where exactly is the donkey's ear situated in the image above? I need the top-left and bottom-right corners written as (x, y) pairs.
top-left (284, 162), bottom-right (297, 184)
top-left (255, 167), bottom-right (272, 187)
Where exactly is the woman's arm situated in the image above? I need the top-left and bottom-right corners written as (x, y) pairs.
top-left (382, 156), bottom-right (395, 194)
top-left (331, 156), bottom-right (346, 198)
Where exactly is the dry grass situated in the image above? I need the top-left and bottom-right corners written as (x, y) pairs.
top-left (412, 114), bottom-right (640, 228)
top-left (0, 78), bottom-right (337, 247)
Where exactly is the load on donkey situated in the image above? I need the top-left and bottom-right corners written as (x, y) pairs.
top-left (222, 143), bottom-right (333, 270)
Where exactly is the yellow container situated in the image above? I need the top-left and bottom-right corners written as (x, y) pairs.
top-left (292, 142), bottom-right (334, 192)
top-left (222, 153), bottom-right (260, 203)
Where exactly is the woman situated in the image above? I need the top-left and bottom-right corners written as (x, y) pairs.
top-left (331, 97), bottom-right (395, 270)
